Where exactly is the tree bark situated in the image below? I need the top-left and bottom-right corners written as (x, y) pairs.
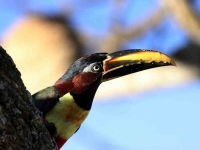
top-left (0, 46), bottom-right (57, 150)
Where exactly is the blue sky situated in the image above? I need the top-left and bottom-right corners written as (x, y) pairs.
top-left (0, 1), bottom-right (199, 150)
top-left (64, 80), bottom-right (200, 150)
top-left (0, 0), bottom-right (190, 55)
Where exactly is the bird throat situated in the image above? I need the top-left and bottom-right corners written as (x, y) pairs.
top-left (71, 82), bottom-right (100, 110)
top-left (70, 72), bottom-right (102, 110)
top-left (55, 72), bottom-right (102, 110)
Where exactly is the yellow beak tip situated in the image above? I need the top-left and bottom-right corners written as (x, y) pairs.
top-left (171, 59), bottom-right (177, 67)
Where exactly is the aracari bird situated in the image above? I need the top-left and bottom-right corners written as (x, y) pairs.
top-left (32, 49), bottom-right (176, 149)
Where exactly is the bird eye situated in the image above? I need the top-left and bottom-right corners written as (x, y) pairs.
top-left (92, 64), bottom-right (101, 72)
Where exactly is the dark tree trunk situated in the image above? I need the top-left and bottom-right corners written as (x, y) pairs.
top-left (0, 46), bottom-right (57, 150)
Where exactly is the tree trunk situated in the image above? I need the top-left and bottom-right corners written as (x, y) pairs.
top-left (0, 46), bottom-right (57, 150)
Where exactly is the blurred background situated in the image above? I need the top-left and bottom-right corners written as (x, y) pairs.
top-left (0, 0), bottom-right (200, 149)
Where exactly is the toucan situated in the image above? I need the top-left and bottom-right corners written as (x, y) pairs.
top-left (32, 49), bottom-right (176, 149)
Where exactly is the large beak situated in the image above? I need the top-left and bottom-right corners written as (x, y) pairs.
top-left (102, 49), bottom-right (176, 82)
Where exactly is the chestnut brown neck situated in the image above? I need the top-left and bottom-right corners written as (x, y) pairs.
top-left (55, 72), bottom-right (102, 110)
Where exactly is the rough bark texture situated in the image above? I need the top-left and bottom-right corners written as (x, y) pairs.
top-left (0, 46), bottom-right (57, 150)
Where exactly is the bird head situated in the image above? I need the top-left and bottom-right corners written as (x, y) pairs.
top-left (55, 49), bottom-right (176, 110)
